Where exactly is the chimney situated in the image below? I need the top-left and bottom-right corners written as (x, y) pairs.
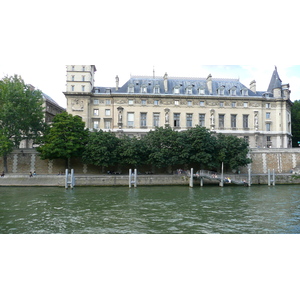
top-left (163, 72), bottom-right (168, 93)
top-left (206, 74), bottom-right (212, 94)
top-left (250, 80), bottom-right (256, 93)
top-left (115, 75), bottom-right (119, 91)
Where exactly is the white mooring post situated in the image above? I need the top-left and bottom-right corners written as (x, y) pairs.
top-left (268, 169), bottom-right (271, 186)
top-left (65, 169), bottom-right (75, 189)
top-left (219, 162), bottom-right (224, 187)
top-left (272, 169), bottom-right (275, 186)
top-left (129, 169), bottom-right (137, 188)
top-left (189, 168), bottom-right (194, 187)
top-left (248, 167), bottom-right (251, 187)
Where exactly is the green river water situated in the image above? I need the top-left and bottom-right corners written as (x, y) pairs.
top-left (1, 185), bottom-right (299, 233)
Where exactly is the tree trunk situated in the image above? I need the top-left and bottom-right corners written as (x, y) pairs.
top-left (3, 154), bottom-right (8, 173)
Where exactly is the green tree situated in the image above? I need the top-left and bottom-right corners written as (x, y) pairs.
top-left (37, 112), bottom-right (88, 170)
top-left (215, 134), bottom-right (251, 172)
top-left (82, 130), bottom-right (120, 170)
top-left (179, 126), bottom-right (216, 169)
top-left (291, 100), bottom-right (300, 147)
top-left (143, 126), bottom-right (182, 171)
top-left (0, 75), bottom-right (47, 172)
top-left (117, 135), bottom-right (148, 169)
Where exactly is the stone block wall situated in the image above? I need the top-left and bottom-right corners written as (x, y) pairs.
top-left (2, 148), bottom-right (300, 175)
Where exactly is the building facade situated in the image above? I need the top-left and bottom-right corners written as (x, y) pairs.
top-left (64, 65), bottom-right (292, 148)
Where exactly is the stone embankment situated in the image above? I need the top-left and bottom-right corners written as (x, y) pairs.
top-left (1, 173), bottom-right (300, 187)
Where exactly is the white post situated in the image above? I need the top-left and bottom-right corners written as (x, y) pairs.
top-left (219, 162), bottom-right (224, 187)
top-left (134, 169), bottom-right (137, 188)
top-left (129, 169), bottom-right (132, 188)
top-left (268, 169), bottom-right (271, 186)
top-left (272, 169), bottom-right (275, 186)
top-left (248, 167), bottom-right (251, 187)
top-left (65, 169), bottom-right (69, 189)
top-left (71, 169), bottom-right (74, 189)
top-left (189, 168), bottom-right (193, 187)
top-left (200, 177), bottom-right (203, 187)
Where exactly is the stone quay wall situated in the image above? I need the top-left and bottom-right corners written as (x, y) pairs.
top-left (1, 148), bottom-right (300, 184)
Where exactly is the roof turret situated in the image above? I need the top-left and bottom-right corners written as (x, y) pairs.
top-left (267, 66), bottom-right (282, 93)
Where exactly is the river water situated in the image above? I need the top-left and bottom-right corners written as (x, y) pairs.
top-left (0, 185), bottom-right (299, 233)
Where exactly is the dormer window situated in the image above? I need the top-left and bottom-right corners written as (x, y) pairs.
top-left (154, 85), bottom-right (160, 94)
top-left (128, 84), bottom-right (134, 93)
top-left (218, 85), bottom-right (225, 95)
top-left (174, 86), bottom-right (180, 94)
top-left (229, 86), bottom-right (237, 96)
top-left (82, 66), bottom-right (85, 71)
top-left (82, 75), bottom-right (85, 81)
top-left (141, 85), bottom-right (147, 93)
top-left (186, 85), bottom-right (193, 95)
top-left (199, 88), bottom-right (205, 95)
top-left (241, 88), bottom-right (248, 96)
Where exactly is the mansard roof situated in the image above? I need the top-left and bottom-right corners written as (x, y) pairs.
top-left (93, 75), bottom-right (258, 96)
top-left (267, 66), bottom-right (282, 93)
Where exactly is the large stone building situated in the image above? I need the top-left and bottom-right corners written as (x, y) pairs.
top-left (64, 65), bottom-right (292, 148)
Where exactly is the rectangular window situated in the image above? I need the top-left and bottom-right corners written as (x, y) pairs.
top-left (127, 112), bottom-right (134, 127)
top-left (220, 102), bottom-right (224, 107)
top-left (187, 101), bottom-right (192, 106)
top-left (140, 113), bottom-right (147, 127)
top-left (71, 85), bottom-right (75, 91)
top-left (243, 115), bottom-right (249, 128)
top-left (104, 120), bottom-right (111, 129)
top-left (141, 99), bottom-right (147, 105)
top-left (231, 102), bottom-right (236, 108)
top-left (154, 87), bottom-right (160, 93)
top-left (72, 66), bottom-right (75, 71)
top-left (199, 88), bottom-right (205, 95)
top-left (153, 113), bottom-right (160, 127)
top-left (82, 66), bottom-right (85, 71)
top-left (93, 99), bottom-right (99, 105)
top-left (106, 99), bottom-right (111, 105)
top-left (175, 100), bottom-right (179, 106)
top-left (105, 109), bottom-right (110, 116)
top-left (174, 87), bottom-right (180, 94)
top-left (267, 136), bottom-right (272, 147)
top-left (128, 99), bottom-right (134, 105)
top-left (186, 114), bottom-right (193, 127)
top-left (199, 114), bottom-right (205, 127)
top-left (244, 102), bottom-right (248, 108)
top-left (82, 75), bottom-right (85, 81)
top-left (71, 75), bottom-right (75, 81)
top-left (266, 123), bottom-right (271, 131)
top-left (93, 109), bottom-right (99, 116)
top-left (266, 112), bottom-right (271, 119)
top-left (219, 114), bottom-right (225, 129)
top-left (200, 101), bottom-right (205, 107)
top-left (231, 114), bottom-right (237, 128)
top-left (93, 120), bottom-right (99, 129)
top-left (154, 100), bottom-right (159, 106)
top-left (174, 113), bottom-right (180, 127)
top-left (82, 85), bottom-right (85, 92)
top-left (266, 103), bottom-right (271, 108)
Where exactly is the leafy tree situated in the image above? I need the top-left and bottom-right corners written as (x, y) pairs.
top-left (117, 135), bottom-right (148, 169)
top-left (179, 126), bottom-right (216, 169)
top-left (37, 112), bottom-right (88, 170)
top-left (291, 100), bottom-right (300, 147)
top-left (215, 134), bottom-right (251, 172)
top-left (0, 75), bottom-right (47, 172)
top-left (82, 130), bottom-right (121, 169)
top-left (143, 126), bottom-right (182, 170)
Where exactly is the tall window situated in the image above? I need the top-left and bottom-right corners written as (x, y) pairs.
top-left (82, 85), bottom-right (85, 92)
top-left (140, 113), bottom-right (147, 127)
top-left (187, 101), bottom-right (192, 106)
top-left (199, 114), bottom-right (205, 126)
top-left (128, 99), bottom-right (134, 105)
top-left (93, 109), bottom-right (99, 116)
top-left (82, 75), bottom-right (85, 81)
top-left (231, 114), bottom-right (237, 128)
top-left (106, 99), bottom-right (111, 105)
top-left (186, 114), bottom-right (193, 127)
top-left (128, 84), bottom-right (134, 93)
top-left (244, 102), bottom-right (248, 108)
top-left (266, 112), bottom-right (271, 119)
top-left (266, 103), bottom-right (271, 108)
top-left (82, 66), bottom-right (85, 71)
top-left (266, 123), bottom-right (271, 131)
top-left (127, 113), bottom-right (134, 127)
top-left (174, 100), bottom-right (179, 106)
top-left (71, 75), bottom-right (75, 81)
top-left (200, 101), bottom-right (205, 107)
top-left (94, 99), bottom-right (99, 105)
top-left (93, 120), bottom-right (99, 129)
top-left (154, 100), bottom-right (159, 106)
top-left (243, 115), bottom-right (249, 128)
top-left (220, 102), bottom-right (224, 107)
top-left (219, 114), bottom-right (225, 129)
top-left (267, 136), bottom-right (272, 147)
top-left (231, 102), bottom-right (236, 108)
top-left (71, 85), bottom-right (75, 91)
top-left (105, 109), bottom-right (111, 116)
top-left (174, 113), bottom-right (180, 127)
top-left (71, 66), bottom-right (75, 71)
top-left (154, 86), bottom-right (160, 93)
top-left (141, 99), bottom-right (147, 105)
top-left (104, 120), bottom-right (111, 129)
top-left (153, 113), bottom-right (160, 127)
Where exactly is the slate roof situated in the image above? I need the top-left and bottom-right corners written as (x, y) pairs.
top-left (267, 66), bottom-right (282, 93)
top-left (93, 75), bottom-right (258, 96)
top-left (42, 93), bottom-right (65, 110)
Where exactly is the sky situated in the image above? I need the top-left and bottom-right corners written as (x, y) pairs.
top-left (1, 0), bottom-right (300, 108)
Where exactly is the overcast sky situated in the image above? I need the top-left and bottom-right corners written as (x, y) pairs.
top-left (1, 0), bottom-right (300, 108)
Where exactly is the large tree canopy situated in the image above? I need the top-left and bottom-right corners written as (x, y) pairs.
top-left (37, 112), bottom-right (88, 169)
top-left (291, 100), bottom-right (300, 147)
top-left (0, 75), bottom-right (47, 172)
